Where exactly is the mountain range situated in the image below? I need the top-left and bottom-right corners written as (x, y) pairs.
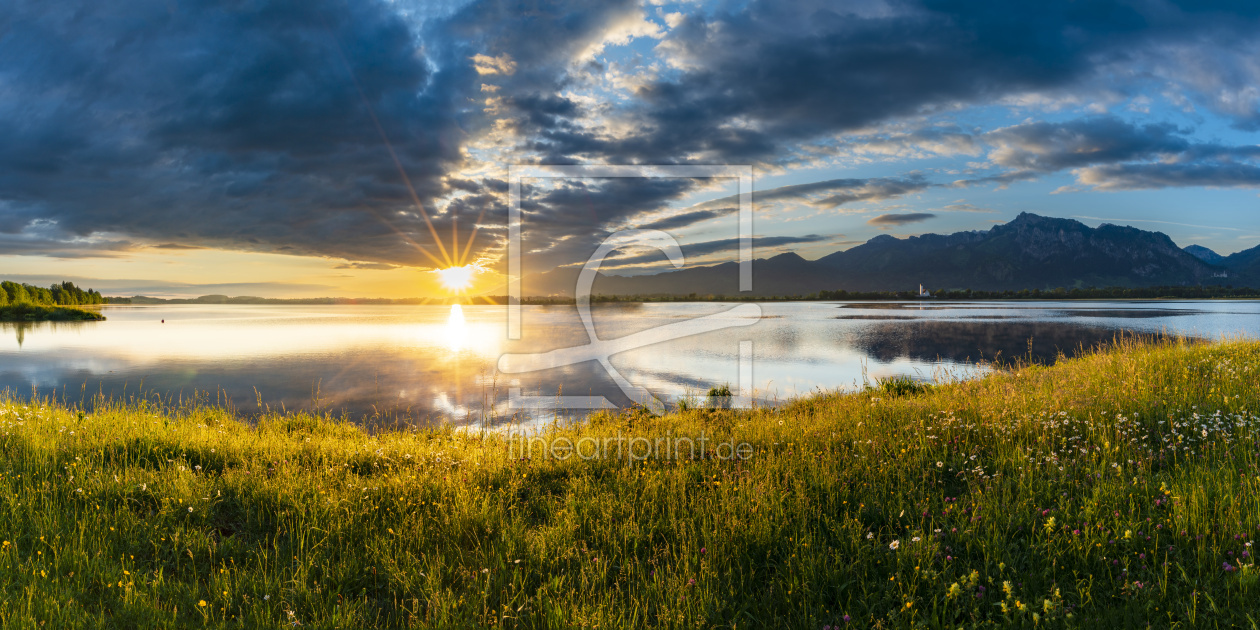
top-left (525, 213), bottom-right (1260, 297)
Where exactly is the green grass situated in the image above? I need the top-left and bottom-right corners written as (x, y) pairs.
top-left (0, 303), bottom-right (105, 322)
top-left (1, 337), bottom-right (1259, 628)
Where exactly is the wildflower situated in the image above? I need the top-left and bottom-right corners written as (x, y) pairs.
top-left (198, 601), bottom-right (207, 607)
top-left (936, 462), bottom-right (943, 467)
top-left (866, 533), bottom-right (874, 540)
top-left (889, 540), bottom-right (900, 550)
top-left (911, 537), bottom-right (920, 542)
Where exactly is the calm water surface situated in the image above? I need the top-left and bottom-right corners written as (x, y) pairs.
top-left (1, 301), bottom-right (1257, 426)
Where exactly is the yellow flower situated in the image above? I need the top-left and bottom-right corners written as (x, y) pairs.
top-left (198, 600), bottom-right (207, 607)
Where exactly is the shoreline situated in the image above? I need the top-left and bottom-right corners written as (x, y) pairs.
top-left (0, 303), bottom-right (105, 322)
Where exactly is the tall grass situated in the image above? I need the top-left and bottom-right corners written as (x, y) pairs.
top-left (0, 336), bottom-right (1258, 627)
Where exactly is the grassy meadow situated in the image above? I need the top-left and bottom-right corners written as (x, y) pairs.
top-left (1, 337), bottom-right (1258, 628)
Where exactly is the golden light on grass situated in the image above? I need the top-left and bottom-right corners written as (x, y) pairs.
top-left (434, 265), bottom-right (476, 293)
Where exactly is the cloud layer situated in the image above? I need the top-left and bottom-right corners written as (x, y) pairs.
top-left (2, 0), bottom-right (1260, 271)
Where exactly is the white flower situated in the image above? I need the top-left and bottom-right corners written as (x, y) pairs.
top-left (912, 537), bottom-right (921, 542)
top-left (936, 462), bottom-right (943, 467)
top-left (866, 533), bottom-right (874, 540)
top-left (188, 507), bottom-right (193, 513)
top-left (889, 540), bottom-right (900, 550)
top-left (264, 595), bottom-right (270, 601)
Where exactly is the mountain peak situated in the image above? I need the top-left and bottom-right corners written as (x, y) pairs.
top-left (767, 251), bottom-right (806, 263)
top-left (1002, 212), bottom-right (1086, 230)
top-left (1184, 244), bottom-right (1225, 264)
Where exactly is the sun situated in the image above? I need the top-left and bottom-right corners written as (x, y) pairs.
top-left (434, 265), bottom-right (476, 293)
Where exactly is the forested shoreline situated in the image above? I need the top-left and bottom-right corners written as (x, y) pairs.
top-left (0, 280), bottom-right (106, 321)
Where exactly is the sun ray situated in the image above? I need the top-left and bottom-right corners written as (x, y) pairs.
top-left (326, 25), bottom-right (454, 269)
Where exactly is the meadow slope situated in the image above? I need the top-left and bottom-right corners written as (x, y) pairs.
top-left (0, 337), bottom-right (1258, 628)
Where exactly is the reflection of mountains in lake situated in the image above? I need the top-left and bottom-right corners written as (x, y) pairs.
top-left (852, 320), bottom-right (1197, 365)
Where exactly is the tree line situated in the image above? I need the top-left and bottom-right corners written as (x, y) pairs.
top-left (0, 280), bottom-right (107, 306)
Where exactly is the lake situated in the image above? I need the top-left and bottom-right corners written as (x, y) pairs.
top-left (2, 300), bottom-right (1257, 427)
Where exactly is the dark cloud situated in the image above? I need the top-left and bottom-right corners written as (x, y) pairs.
top-left (636, 176), bottom-right (934, 233)
top-left (604, 234), bottom-right (838, 268)
top-left (806, 177), bottom-right (934, 209)
top-left (333, 262), bottom-right (400, 270)
top-left (4, 0), bottom-right (1260, 274)
top-left (868, 213), bottom-right (937, 227)
top-left (639, 207), bottom-right (738, 231)
top-left (152, 243), bottom-right (206, 250)
top-left (0, 221), bottom-right (135, 258)
top-left (985, 117), bottom-right (1193, 171)
top-left (1077, 162), bottom-right (1260, 190)
top-left (979, 116), bottom-right (1260, 190)
top-left (0, 0), bottom-right (475, 266)
top-left (512, 0), bottom-right (1260, 165)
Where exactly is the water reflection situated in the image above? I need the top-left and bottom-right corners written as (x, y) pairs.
top-left (0, 301), bottom-right (1256, 426)
top-left (851, 320), bottom-right (1171, 365)
top-left (445, 304), bottom-right (467, 352)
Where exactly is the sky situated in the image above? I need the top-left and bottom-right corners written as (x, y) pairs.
top-left (1, 0), bottom-right (1259, 298)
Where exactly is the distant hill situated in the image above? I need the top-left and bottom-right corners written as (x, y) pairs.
top-left (526, 213), bottom-right (1254, 297)
top-left (1222, 243), bottom-right (1260, 280)
top-left (1184, 244), bottom-right (1226, 265)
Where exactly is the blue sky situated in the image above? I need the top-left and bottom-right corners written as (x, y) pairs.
top-left (1, 0), bottom-right (1258, 296)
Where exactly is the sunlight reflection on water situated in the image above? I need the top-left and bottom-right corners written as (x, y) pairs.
top-left (0, 300), bottom-right (1257, 427)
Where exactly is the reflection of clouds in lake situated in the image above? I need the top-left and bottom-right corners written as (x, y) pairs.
top-left (2, 301), bottom-right (1258, 425)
